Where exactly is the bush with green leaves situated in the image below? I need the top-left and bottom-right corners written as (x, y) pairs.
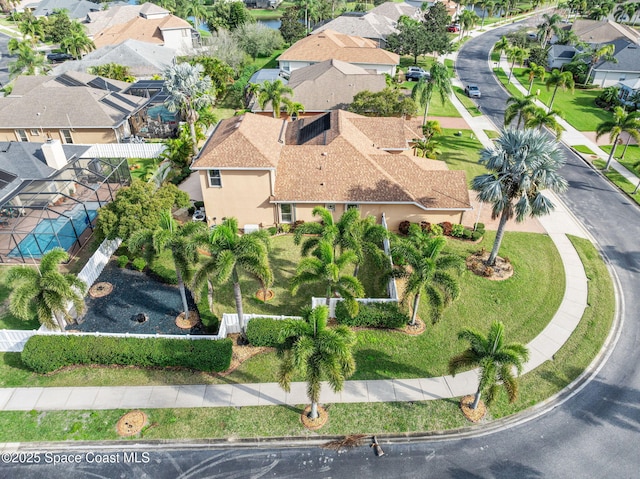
top-left (335, 301), bottom-right (409, 329)
top-left (245, 317), bottom-right (296, 347)
top-left (474, 222), bottom-right (486, 234)
top-left (451, 224), bottom-right (465, 237)
top-left (21, 335), bottom-right (232, 373)
top-left (117, 255), bottom-right (129, 268)
top-left (132, 257), bottom-right (147, 271)
top-left (147, 262), bottom-right (178, 284)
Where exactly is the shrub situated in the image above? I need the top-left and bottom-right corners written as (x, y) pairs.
top-left (471, 231), bottom-right (483, 241)
top-left (430, 223), bottom-right (444, 236)
top-left (462, 228), bottom-right (473, 240)
top-left (117, 255), bottom-right (129, 268)
top-left (267, 226), bottom-right (278, 236)
top-left (474, 222), bottom-right (486, 234)
top-left (398, 220), bottom-right (411, 236)
top-left (420, 221), bottom-right (431, 232)
top-left (194, 201), bottom-right (205, 209)
top-left (335, 301), bottom-right (409, 329)
top-left (451, 224), bottom-right (465, 237)
top-left (132, 257), bottom-right (147, 272)
top-left (280, 223), bottom-right (291, 233)
top-left (21, 335), bottom-right (232, 374)
top-left (291, 220), bottom-right (305, 231)
top-left (439, 222), bottom-right (453, 236)
top-left (188, 206), bottom-right (196, 216)
top-left (148, 262), bottom-right (178, 284)
top-left (245, 317), bottom-right (296, 347)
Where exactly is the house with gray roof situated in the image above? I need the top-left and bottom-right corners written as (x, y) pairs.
top-left (27, 0), bottom-right (100, 19)
top-left (547, 44), bottom-right (578, 70)
top-left (592, 42), bottom-right (640, 87)
top-left (617, 77), bottom-right (640, 108)
top-left (51, 39), bottom-right (176, 79)
top-left (0, 72), bottom-right (148, 145)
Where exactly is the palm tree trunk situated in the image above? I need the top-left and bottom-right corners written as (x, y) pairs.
top-left (488, 209), bottom-right (510, 266)
top-left (175, 268), bottom-right (190, 317)
top-left (232, 269), bottom-right (244, 326)
top-left (548, 85), bottom-right (559, 112)
top-left (620, 135), bottom-right (632, 160)
top-left (410, 292), bottom-right (421, 326)
top-left (423, 99), bottom-right (432, 127)
top-left (633, 179), bottom-right (640, 194)
top-left (528, 79), bottom-right (534, 94)
top-left (604, 133), bottom-right (620, 171)
top-left (53, 312), bottom-right (66, 331)
top-left (472, 388), bottom-right (482, 409)
top-left (189, 121), bottom-right (198, 155)
top-left (207, 279), bottom-right (214, 312)
top-left (353, 262), bottom-right (360, 277)
top-left (309, 401), bottom-right (319, 419)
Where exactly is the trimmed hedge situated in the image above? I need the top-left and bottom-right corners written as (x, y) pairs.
top-left (21, 335), bottom-right (232, 374)
top-left (245, 317), bottom-right (294, 347)
top-left (335, 301), bottom-right (409, 329)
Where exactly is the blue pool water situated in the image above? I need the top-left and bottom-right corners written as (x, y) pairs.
top-left (9, 207), bottom-right (98, 258)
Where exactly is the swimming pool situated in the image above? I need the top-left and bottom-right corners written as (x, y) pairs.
top-left (8, 206), bottom-right (98, 258)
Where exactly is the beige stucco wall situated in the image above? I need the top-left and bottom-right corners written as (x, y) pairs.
top-left (0, 128), bottom-right (118, 144)
top-left (199, 169), bottom-right (275, 227)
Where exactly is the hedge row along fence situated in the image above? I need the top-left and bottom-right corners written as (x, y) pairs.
top-left (21, 335), bottom-right (232, 374)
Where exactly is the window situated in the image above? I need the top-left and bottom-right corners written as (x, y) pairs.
top-left (30, 129), bottom-right (40, 136)
top-left (280, 204), bottom-right (294, 223)
top-left (208, 169), bottom-right (222, 187)
top-left (15, 129), bottom-right (28, 142)
top-left (346, 204), bottom-right (359, 210)
top-left (60, 129), bottom-right (73, 144)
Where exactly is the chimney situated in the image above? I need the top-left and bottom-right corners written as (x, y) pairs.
top-left (41, 139), bottom-right (68, 170)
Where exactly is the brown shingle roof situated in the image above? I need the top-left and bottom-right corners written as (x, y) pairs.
top-left (192, 114), bottom-right (285, 169)
top-left (277, 30), bottom-right (399, 65)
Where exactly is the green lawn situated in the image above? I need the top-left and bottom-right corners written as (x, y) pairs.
top-left (453, 86), bottom-right (482, 116)
top-left (593, 159), bottom-right (640, 205)
top-left (573, 145), bottom-right (597, 156)
top-left (436, 128), bottom-right (487, 185)
top-left (0, 235), bottom-right (613, 441)
top-left (600, 144), bottom-right (640, 180)
top-left (127, 158), bottom-right (157, 182)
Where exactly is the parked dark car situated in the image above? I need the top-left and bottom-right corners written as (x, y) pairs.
top-left (46, 52), bottom-right (73, 63)
top-left (405, 66), bottom-right (430, 81)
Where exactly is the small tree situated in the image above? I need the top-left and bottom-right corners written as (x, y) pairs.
top-left (504, 94), bottom-right (535, 129)
top-left (253, 79), bottom-right (294, 118)
top-left (449, 321), bottom-right (529, 410)
top-left (524, 106), bottom-right (564, 139)
top-left (278, 305), bottom-right (356, 421)
top-left (234, 23), bottom-right (284, 60)
top-left (595, 107), bottom-right (640, 171)
top-left (545, 69), bottom-right (574, 112)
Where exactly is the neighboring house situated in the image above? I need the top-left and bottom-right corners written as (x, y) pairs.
top-left (591, 42), bottom-right (640, 87)
top-left (243, 0), bottom-right (281, 8)
top-left (250, 59), bottom-right (387, 116)
top-left (27, 0), bottom-right (100, 19)
top-left (87, 2), bottom-right (196, 55)
top-left (547, 44), bottom-right (578, 70)
top-left (277, 30), bottom-right (400, 77)
top-left (190, 110), bottom-right (471, 231)
top-left (0, 72), bottom-right (148, 144)
top-left (568, 19), bottom-right (640, 46)
top-left (52, 39), bottom-right (176, 79)
top-left (313, 2), bottom-right (420, 48)
top-left (618, 77), bottom-right (640, 107)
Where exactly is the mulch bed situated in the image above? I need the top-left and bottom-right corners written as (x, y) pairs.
top-left (89, 282), bottom-right (113, 298)
top-left (175, 310), bottom-right (200, 329)
top-left (255, 289), bottom-right (275, 302)
top-left (116, 410), bottom-right (148, 437)
top-left (460, 395), bottom-right (487, 422)
top-left (300, 405), bottom-right (328, 430)
top-left (402, 317), bottom-right (426, 336)
top-left (466, 250), bottom-right (514, 281)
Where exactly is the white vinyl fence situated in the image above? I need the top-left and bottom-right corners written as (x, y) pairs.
top-left (77, 238), bottom-right (122, 287)
top-left (84, 143), bottom-right (166, 159)
top-left (0, 330), bottom-right (39, 352)
top-left (220, 313), bottom-right (302, 337)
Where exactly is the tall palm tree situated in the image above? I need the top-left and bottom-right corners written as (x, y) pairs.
top-left (60, 22), bottom-right (96, 60)
top-left (178, 0), bottom-right (208, 31)
top-left (412, 137), bottom-right (442, 159)
top-left (254, 79), bottom-right (294, 118)
top-left (545, 69), bottom-right (575, 112)
top-left (574, 43), bottom-right (617, 85)
top-left (18, 11), bottom-right (44, 43)
top-left (613, 2), bottom-right (636, 23)
top-left (7, 248), bottom-right (87, 331)
top-left (494, 35), bottom-right (510, 58)
top-left (8, 42), bottom-right (49, 77)
top-left (449, 321), bottom-right (529, 410)
top-left (524, 106), bottom-right (564, 139)
top-left (339, 210), bottom-right (389, 277)
top-left (472, 128), bottom-right (569, 266)
top-left (278, 305), bottom-right (356, 420)
top-left (458, 9), bottom-right (480, 40)
top-left (282, 97), bottom-right (305, 119)
top-left (504, 94), bottom-right (535, 128)
top-left (595, 106), bottom-right (640, 171)
top-left (128, 210), bottom-right (207, 318)
top-left (536, 12), bottom-right (562, 48)
top-left (506, 45), bottom-right (528, 84)
top-left (290, 240), bottom-right (364, 316)
top-left (391, 226), bottom-right (464, 326)
top-left (164, 63), bottom-right (216, 155)
top-left (411, 62), bottom-right (451, 126)
top-left (523, 61), bottom-right (546, 94)
top-left (193, 217), bottom-right (272, 325)
top-left (478, 0), bottom-right (494, 29)
top-left (294, 206), bottom-right (342, 256)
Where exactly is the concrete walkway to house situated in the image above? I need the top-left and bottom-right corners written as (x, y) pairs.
top-left (0, 19), bottom-right (595, 413)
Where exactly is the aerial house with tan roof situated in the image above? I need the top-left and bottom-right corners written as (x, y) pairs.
top-left (277, 30), bottom-right (400, 78)
top-left (191, 110), bottom-right (471, 231)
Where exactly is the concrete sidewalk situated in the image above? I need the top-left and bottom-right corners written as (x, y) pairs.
top-left (0, 19), bottom-right (593, 413)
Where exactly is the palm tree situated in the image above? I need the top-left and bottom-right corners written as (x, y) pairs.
top-left (7, 248), bottom-right (87, 331)
top-left (18, 11), bottom-right (44, 43)
top-left (412, 137), bottom-right (442, 159)
top-left (472, 128), bottom-right (569, 266)
top-left (494, 35), bottom-right (510, 58)
top-left (60, 22), bottom-right (96, 59)
top-left (411, 62), bottom-right (451, 126)
top-left (595, 107), bottom-right (640, 171)
top-left (449, 321), bottom-right (529, 410)
top-left (128, 210), bottom-right (207, 318)
top-left (524, 106), bottom-right (564, 139)
top-left (278, 305), bottom-right (356, 420)
top-left (193, 217), bottom-right (272, 325)
top-left (574, 43), bottom-right (617, 85)
top-left (164, 63), bottom-right (216, 155)
top-left (614, 2), bottom-right (636, 23)
top-left (545, 69), bottom-right (575, 112)
top-left (178, 0), bottom-right (208, 31)
top-left (254, 79), bottom-right (294, 118)
top-left (422, 119), bottom-right (443, 142)
top-left (506, 45), bottom-right (528, 84)
top-left (294, 206), bottom-right (341, 256)
top-left (282, 97), bottom-right (305, 119)
top-left (291, 240), bottom-right (364, 316)
top-left (536, 12), bottom-right (562, 48)
top-left (504, 94), bottom-right (535, 128)
top-left (478, 0), bottom-right (494, 29)
top-left (458, 9), bottom-right (480, 40)
top-left (523, 61), bottom-right (546, 94)
top-left (391, 226), bottom-right (464, 326)
top-left (339, 210), bottom-right (389, 277)
top-left (8, 42), bottom-right (49, 77)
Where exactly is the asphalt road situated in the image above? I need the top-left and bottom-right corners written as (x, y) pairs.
top-left (4, 23), bottom-right (640, 479)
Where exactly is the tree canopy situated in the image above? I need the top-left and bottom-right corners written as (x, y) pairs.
top-left (349, 87), bottom-right (417, 117)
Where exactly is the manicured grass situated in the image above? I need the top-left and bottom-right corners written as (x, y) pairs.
top-left (484, 129), bottom-right (499, 139)
top-left (436, 128), bottom-right (487, 185)
top-left (0, 235), bottom-right (613, 441)
top-left (494, 68), bottom-right (524, 98)
top-left (510, 68), bottom-right (611, 131)
top-left (212, 107), bottom-right (237, 121)
top-left (600, 144), bottom-right (640, 180)
top-left (593, 159), bottom-right (640, 204)
top-left (573, 144), bottom-right (596, 156)
top-left (453, 86), bottom-right (482, 116)
top-left (127, 158), bottom-right (157, 182)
